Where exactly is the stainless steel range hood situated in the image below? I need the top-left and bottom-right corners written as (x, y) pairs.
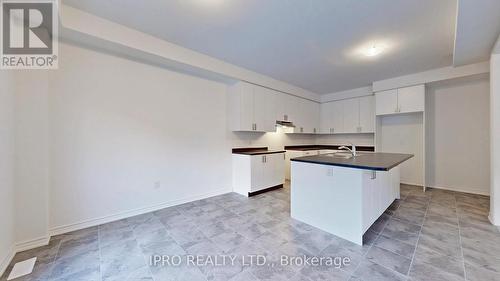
top-left (276, 120), bottom-right (296, 128)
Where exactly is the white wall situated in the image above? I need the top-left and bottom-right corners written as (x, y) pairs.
top-left (48, 42), bottom-right (233, 232)
top-left (378, 113), bottom-right (424, 186)
top-left (491, 53), bottom-right (500, 225)
top-left (426, 75), bottom-right (490, 195)
top-left (13, 72), bottom-right (50, 246)
top-left (315, 134), bottom-right (375, 147)
top-left (231, 128), bottom-right (316, 151)
top-left (0, 71), bottom-right (15, 274)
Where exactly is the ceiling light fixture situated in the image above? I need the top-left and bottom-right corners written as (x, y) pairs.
top-left (363, 44), bottom-right (384, 57)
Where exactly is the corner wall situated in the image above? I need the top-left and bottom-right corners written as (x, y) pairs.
top-left (13, 71), bottom-right (50, 248)
top-left (426, 75), bottom-right (490, 195)
top-left (0, 71), bottom-right (15, 274)
top-left (491, 53), bottom-right (500, 225)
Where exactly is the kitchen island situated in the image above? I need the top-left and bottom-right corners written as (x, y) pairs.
top-left (290, 152), bottom-right (413, 245)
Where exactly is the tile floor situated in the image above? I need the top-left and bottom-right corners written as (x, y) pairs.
top-left (2, 183), bottom-right (499, 281)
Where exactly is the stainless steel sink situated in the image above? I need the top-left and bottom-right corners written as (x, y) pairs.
top-left (323, 152), bottom-right (371, 159)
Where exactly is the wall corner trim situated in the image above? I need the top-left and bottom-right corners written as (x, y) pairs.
top-left (0, 245), bottom-right (15, 277)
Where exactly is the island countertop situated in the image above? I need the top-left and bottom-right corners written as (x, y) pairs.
top-left (291, 152), bottom-right (413, 171)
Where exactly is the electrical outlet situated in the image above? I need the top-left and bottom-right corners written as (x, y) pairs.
top-left (154, 181), bottom-right (161, 189)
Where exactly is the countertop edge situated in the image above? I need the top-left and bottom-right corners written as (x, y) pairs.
top-left (232, 150), bottom-right (286, 156)
top-left (291, 154), bottom-right (414, 171)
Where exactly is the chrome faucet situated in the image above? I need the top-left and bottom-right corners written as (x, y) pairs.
top-left (338, 143), bottom-right (357, 157)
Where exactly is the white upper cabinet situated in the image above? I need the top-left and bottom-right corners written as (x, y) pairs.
top-left (375, 89), bottom-right (398, 115)
top-left (359, 96), bottom-right (375, 133)
top-left (295, 99), bottom-right (320, 134)
top-left (397, 85), bottom-right (425, 113)
top-left (253, 85), bottom-right (277, 132)
top-left (320, 96), bottom-right (374, 134)
top-left (375, 85), bottom-right (424, 115)
top-left (320, 102), bottom-right (334, 134)
top-left (331, 101), bottom-right (344, 134)
top-left (229, 82), bottom-right (276, 132)
top-left (343, 98), bottom-right (359, 134)
top-left (229, 81), bottom-right (320, 134)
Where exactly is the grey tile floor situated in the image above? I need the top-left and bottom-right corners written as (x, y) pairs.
top-left (2, 183), bottom-right (500, 281)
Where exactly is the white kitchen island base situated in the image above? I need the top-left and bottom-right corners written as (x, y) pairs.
top-left (291, 161), bottom-right (400, 245)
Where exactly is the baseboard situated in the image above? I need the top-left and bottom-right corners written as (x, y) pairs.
top-left (489, 214), bottom-right (500, 227)
top-left (15, 236), bottom-right (50, 253)
top-left (400, 182), bottom-right (424, 188)
top-left (426, 184), bottom-right (490, 196)
top-left (0, 237), bottom-right (50, 276)
top-left (0, 245), bottom-right (15, 277)
top-left (49, 187), bottom-right (231, 236)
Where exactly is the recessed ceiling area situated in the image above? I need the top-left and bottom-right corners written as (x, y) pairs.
top-left (63, 0), bottom-right (457, 94)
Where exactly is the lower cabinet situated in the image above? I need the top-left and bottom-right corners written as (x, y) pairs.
top-left (233, 153), bottom-right (285, 196)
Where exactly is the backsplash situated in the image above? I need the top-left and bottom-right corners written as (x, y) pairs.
top-left (231, 128), bottom-right (375, 150)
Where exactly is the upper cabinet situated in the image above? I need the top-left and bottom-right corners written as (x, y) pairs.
top-left (359, 96), bottom-right (375, 133)
top-left (229, 81), bottom-right (320, 133)
top-left (293, 98), bottom-right (320, 134)
top-left (320, 96), bottom-right (375, 134)
top-left (375, 85), bottom-right (425, 116)
top-left (228, 82), bottom-right (276, 132)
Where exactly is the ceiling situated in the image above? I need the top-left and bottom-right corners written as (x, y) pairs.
top-left (453, 0), bottom-right (500, 66)
top-left (64, 0), bottom-right (458, 94)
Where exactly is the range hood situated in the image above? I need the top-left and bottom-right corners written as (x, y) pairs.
top-left (276, 120), bottom-right (296, 128)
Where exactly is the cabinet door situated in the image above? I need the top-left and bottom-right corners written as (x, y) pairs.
top-left (332, 101), bottom-right (344, 133)
top-left (320, 103), bottom-right (334, 134)
top-left (253, 86), bottom-right (276, 132)
top-left (239, 82), bottom-right (255, 131)
top-left (301, 100), bottom-right (318, 134)
top-left (250, 155), bottom-right (265, 191)
top-left (397, 85), bottom-right (424, 113)
top-left (266, 153), bottom-right (285, 187)
top-left (359, 96), bottom-right (375, 133)
top-left (290, 96), bottom-right (306, 133)
top-left (310, 101), bottom-right (320, 134)
top-left (343, 99), bottom-right (359, 134)
top-left (375, 89), bottom-right (398, 115)
top-left (274, 92), bottom-right (287, 121)
top-left (284, 94), bottom-right (297, 123)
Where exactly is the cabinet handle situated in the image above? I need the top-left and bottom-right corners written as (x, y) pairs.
top-left (284, 114), bottom-right (288, 121)
top-left (313, 128), bottom-right (317, 133)
top-left (300, 127), bottom-right (304, 133)
top-left (371, 171), bottom-right (377, 180)
top-left (255, 123), bottom-right (257, 131)
top-left (262, 155), bottom-right (265, 163)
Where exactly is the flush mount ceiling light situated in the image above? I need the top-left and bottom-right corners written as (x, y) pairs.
top-left (363, 44), bottom-right (385, 57)
top-left (346, 40), bottom-right (394, 61)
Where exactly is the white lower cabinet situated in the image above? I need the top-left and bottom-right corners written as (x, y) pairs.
top-left (233, 153), bottom-right (285, 196)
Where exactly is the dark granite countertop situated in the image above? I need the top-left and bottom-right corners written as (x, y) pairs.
top-left (284, 145), bottom-right (375, 152)
top-left (291, 152), bottom-right (413, 171)
top-left (232, 147), bottom-right (286, 156)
